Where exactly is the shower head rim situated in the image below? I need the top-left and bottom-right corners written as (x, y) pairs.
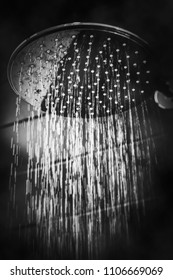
top-left (7, 22), bottom-right (151, 116)
top-left (7, 22), bottom-right (150, 94)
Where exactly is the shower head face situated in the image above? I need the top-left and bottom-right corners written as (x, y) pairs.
top-left (8, 23), bottom-right (152, 118)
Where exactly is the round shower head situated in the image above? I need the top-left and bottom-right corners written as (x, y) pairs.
top-left (8, 22), bottom-right (153, 118)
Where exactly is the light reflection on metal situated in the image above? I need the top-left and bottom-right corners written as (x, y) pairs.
top-left (8, 22), bottom-right (156, 259)
top-left (154, 90), bottom-right (173, 109)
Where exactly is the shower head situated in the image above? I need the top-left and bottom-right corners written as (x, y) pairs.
top-left (7, 22), bottom-right (153, 118)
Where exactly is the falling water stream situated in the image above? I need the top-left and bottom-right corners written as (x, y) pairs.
top-left (8, 25), bottom-right (157, 259)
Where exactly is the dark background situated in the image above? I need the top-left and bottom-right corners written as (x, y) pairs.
top-left (0, 0), bottom-right (173, 259)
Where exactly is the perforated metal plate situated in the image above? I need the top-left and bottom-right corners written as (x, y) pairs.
top-left (8, 22), bottom-right (153, 118)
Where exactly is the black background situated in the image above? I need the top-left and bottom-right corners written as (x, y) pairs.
top-left (0, 0), bottom-right (173, 259)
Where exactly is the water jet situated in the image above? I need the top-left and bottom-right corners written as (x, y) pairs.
top-left (8, 23), bottom-right (157, 259)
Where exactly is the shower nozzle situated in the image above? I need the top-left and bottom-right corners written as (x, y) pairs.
top-left (8, 22), bottom-right (153, 118)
